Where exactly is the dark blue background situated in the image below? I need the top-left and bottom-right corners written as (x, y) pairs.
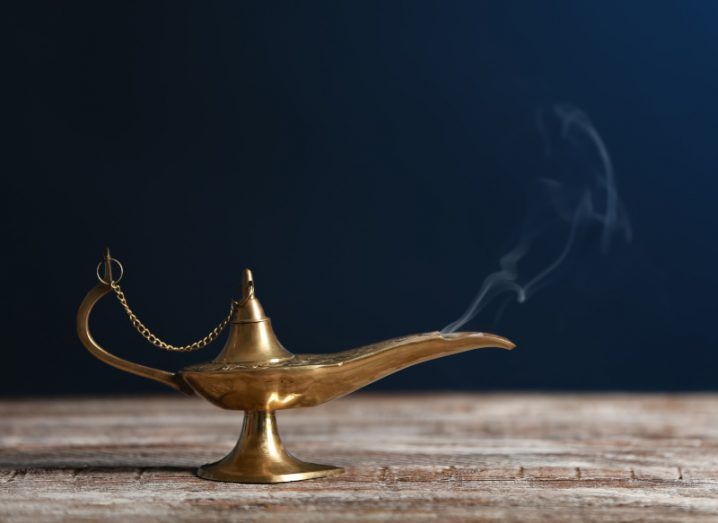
top-left (6, 1), bottom-right (717, 394)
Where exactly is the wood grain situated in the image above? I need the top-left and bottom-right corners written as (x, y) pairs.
top-left (1, 394), bottom-right (718, 522)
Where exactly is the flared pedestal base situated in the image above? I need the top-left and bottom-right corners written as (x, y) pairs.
top-left (197, 411), bottom-right (344, 484)
top-left (197, 457), bottom-right (343, 483)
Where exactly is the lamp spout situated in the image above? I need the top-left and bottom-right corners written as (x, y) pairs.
top-left (302, 331), bottom-right (515, 405)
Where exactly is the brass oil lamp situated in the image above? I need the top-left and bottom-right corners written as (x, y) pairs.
top-left (78, 249), bottom-right (515, 483)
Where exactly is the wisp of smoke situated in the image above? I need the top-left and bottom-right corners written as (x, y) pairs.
top-left (441, 104), bottom-right (631, 335)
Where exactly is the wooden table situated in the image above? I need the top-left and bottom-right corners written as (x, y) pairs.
top-left (1, 394), bottom-right (717, 522)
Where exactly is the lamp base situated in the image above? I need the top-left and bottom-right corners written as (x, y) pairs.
top-left (197, 410), bottom-right (344, 484)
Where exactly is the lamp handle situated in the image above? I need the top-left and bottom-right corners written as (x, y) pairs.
top-left (76, 252), bottom-right (193, 394)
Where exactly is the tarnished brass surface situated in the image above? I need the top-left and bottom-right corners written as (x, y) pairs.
top-left (78, 250), bottom-right (515, 483)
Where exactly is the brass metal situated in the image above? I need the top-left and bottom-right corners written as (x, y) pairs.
top-left (78, 249), bottom-right (515, 483)
top-left (197, 411), bottom-right (344, 483)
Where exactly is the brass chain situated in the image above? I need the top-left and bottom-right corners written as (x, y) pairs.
top-left (109, 281), bottom-right (236, 352)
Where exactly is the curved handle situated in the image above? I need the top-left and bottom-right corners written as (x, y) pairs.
top-left (76, 254), bottom-right (193, 395)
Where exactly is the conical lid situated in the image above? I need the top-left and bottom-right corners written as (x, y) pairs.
top-left (213, 269), bottom-right (294, 364)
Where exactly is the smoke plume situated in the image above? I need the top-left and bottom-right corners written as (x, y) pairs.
top-left (441, 104), bottom-right (631, 334)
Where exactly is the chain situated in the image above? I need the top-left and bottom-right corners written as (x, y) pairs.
top-left (109, 281), bottom-right (236, 352)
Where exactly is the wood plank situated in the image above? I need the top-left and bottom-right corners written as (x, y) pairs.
top-left (1, 394), bottom-right (718, 522)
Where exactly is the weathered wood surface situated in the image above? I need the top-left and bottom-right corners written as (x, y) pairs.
top-left (1, 394), bottom-right (718, 522)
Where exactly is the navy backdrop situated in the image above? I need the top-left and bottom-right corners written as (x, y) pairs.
top-left (6, 1), bottom-right (717, 394)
